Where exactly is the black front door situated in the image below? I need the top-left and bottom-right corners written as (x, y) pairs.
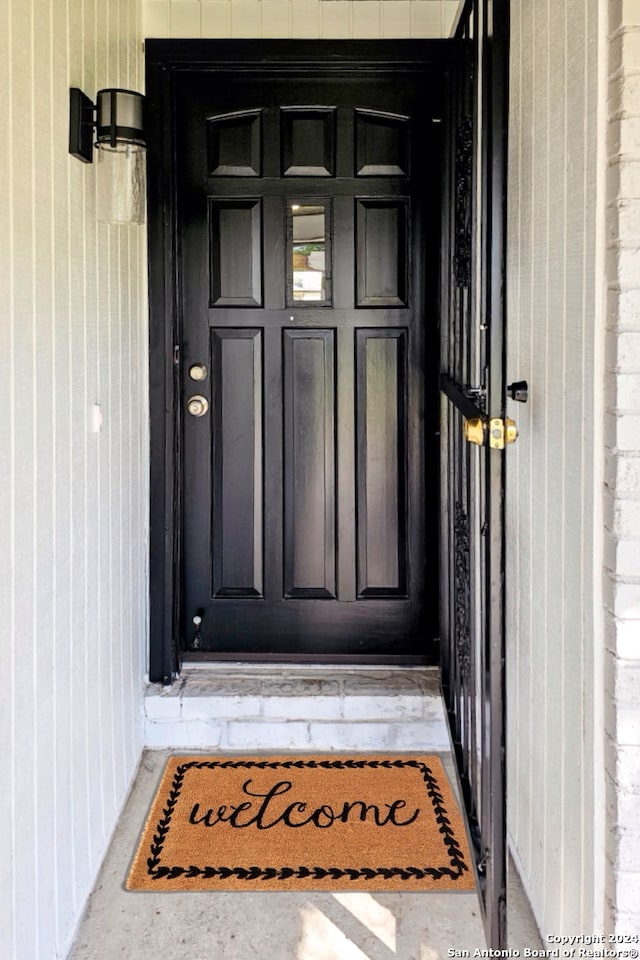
top-left (170, 56), bottom-right (443, 659)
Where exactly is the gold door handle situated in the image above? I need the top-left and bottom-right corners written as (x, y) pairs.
top-left (464, 418), bottom-right (486, 446)
top-left (464, 417), bottom-right (518, 448)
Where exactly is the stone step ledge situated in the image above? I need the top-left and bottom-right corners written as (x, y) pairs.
top-left (144, 666), bottom-right (443, 722)
top-left (143, 666), bottom-right (450, 752)
top-left (143, 717), bottom-right (451, 752)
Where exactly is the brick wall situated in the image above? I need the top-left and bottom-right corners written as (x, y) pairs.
top-left (603, 0), bottom-right (640, 934)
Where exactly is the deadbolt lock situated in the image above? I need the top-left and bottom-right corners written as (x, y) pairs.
top-left (464, 418), bottom-right (486, 446)
top-left (189, 363), bottom-right (208, 381)
top-left (186, 395), bottom-right (209, 417)
top-left (489, 417), bottom-right (518, 449)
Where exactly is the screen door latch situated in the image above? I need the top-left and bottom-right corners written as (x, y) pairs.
top-left (507, 380), bottom-right (528, 402)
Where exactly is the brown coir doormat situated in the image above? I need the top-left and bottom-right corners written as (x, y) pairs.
top-left (126, 756), bottom-right (475, 892)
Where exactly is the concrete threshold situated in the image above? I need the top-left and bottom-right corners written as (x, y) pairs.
top-left (144, 663), bottom-right (451, 752)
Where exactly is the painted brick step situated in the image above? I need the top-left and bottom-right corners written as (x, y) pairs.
top-left (143, 665), bottom-right (450, 752)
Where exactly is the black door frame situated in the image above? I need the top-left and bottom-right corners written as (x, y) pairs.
top-left (146, 39), bottom-right (453, 684)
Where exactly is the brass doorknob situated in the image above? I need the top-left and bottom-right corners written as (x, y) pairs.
top-left (186, 395), bottom-right (209, 417)
top-left (464, 418), bottom-right (485, 446)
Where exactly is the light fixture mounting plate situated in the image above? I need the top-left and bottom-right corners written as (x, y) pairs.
top-left (69, 87), bottom-right (95, 163)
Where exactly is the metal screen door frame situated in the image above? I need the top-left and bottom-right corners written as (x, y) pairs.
top-left (440, 0), bottom-right (510, 948)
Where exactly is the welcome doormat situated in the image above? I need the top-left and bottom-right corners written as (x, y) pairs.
top-left (126, 755), bottom-right (475, 892)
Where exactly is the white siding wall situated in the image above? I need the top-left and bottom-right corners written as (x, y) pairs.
top-left (506, 0), bottom-right (601, 936)
top-left (602, 0), bottom-right (640, 934)
top-left (143, 0), bottom-right (460, 39)
top-left (0, 1), bottom-right (147, 958)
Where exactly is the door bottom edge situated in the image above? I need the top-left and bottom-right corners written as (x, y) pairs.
top-left (181, 652), bottom-right (433, 666)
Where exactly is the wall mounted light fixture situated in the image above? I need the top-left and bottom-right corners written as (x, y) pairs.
top-left (69, 87), bottom-right (146, 224)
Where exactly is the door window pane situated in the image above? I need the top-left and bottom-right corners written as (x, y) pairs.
top-left (287, 202), bottom-right (331, 305)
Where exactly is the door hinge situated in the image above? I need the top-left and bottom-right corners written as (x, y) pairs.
top-left (190, 613), bottom-right (203, 650)
top-left (173, 344), bottom-right (180, 367)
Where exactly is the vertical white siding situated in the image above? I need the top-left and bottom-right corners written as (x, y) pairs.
top-left (143, 0), bottom-right (461, 40)
top-left (506, 0), bottom-right (600, 936)
top-left (0, 0), bottom-right (147, 957)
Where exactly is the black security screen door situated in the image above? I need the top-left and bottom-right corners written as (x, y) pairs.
top-left (439, 0), bottom-right (510, 948)
top-left (147, 43), bottom-right (449, 663)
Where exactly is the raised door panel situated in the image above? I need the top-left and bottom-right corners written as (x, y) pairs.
top-left (355, 109), bottom-right (410, 176)
top-left (283, 329), bottom-right (336, 599)
top-left (356, 329), bottom-right (408, 598)
top-left (211, 329), bottom-right (263, 598)
top-left (281, 108), bottom-right (336, 177)
top-left (207, 110), bottom-right (262, 177)
top-left (356, 199), bottom-right (408, 307)
top-left (209, 199), bottom-right (263, 307)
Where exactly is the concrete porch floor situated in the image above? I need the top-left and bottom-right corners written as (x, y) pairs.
top-left (68, 668), bottom-right (542, 959)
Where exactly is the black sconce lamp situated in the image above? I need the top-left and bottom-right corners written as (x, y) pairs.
top-left (69, 87), bottom-right (146, 223)
top-left (69, 87), bottom-right (145, 161)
